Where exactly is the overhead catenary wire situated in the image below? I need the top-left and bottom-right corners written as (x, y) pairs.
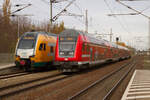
top-left (40, 0), bottom-right (85, 26)
top-left (52, 0), bottom-right (77, 22)
top-left (104, 0), bottom-right (133, 35)
top-left (41, 0), bottom-right (49, 3)
top-left (0, 4), bottom-right (32, 23)
top-left (62, 1), bottom-right (84, 24)
top-left (41, 0), bottom-right (67, 10)
top-left (73, 2), bottom-right (83, 14)
top-left (53, 3), bottom-right (63, 11)
top-left (41, 0), bottom-right (81, 23)
top-left (140, 5), bottom-right (150, 13)
top-left (116, 3), bottom-right (135, 35)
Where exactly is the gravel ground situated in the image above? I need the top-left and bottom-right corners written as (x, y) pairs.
top-left (0, 63), bottom-right (13, 66)
top-left (0, 66), bottom-right (18, 76)
top-left (0, 70), bottom-right (60, 88)
top-left (1, 58), bottom-right (132, 100)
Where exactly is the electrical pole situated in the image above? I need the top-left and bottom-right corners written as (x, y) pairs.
top-left (110, 28), bottom-right (113, 42)
top-left (149, 18), bottom-right (150, 54)
top-left (85, 9), bottom-right (88, 33)
top-left (17, 16), bottom-right (19, 39)
top-left (50, 0), bottom-right (53, 25)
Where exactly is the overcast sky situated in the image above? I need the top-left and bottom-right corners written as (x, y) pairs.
top-left (0, 0), bottom-right (150, 50)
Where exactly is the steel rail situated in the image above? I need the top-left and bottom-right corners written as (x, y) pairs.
top-left (102, 61), bottom-right (136, 100)
top-left (68, 60), bottom-right (134, 100)
top-left (0, 72), bottom-right (62, 91)
top-left (0, 73), bottom-right (71, 98)
top-left (0, 72), bottom-right (29, 79)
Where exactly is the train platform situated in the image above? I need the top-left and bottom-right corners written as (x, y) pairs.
top-left (121, 70), bottom-right (150, 100)
top-left (0, 63), bottom-right (15, 70)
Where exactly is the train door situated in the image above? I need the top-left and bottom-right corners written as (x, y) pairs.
top-left (104, 48), bottom-right (108, 59)
top-left (48, 42), bottom-right (55, 61)
top-left (39, 43), bottom-right (46, 61)
top-left (50, 46), bottom-right (54, 60)
top-left (90, 47), bottom-right (93, 62)
top-left (110, 48), bottom-right (113, 59)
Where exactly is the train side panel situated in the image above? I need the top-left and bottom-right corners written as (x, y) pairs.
top-left (30, 35), bottom-right (56, 67)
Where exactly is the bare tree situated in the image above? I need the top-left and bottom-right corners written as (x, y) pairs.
top-left (3, 0), bottom-right (11, 25)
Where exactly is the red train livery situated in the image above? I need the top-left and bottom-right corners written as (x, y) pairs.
top-left (55, 29), bottom-right (131, 72)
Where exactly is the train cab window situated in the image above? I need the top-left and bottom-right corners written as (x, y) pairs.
top-left (39, 43), bottom-right (46, 51)
top-left (82, 43), bottom-right (85, 51)
top-left (39, 43), bottom-right (43, 50)
top-left (50, 46), bottom-right (54, 53)
top-left (44, 43), bottom-right (46, 51)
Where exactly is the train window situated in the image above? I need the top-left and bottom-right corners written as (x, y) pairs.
top-left (18, 39), bottom-right (35, 49)
top-left (60, 37), bottom-right (64, 41)
top-left (87, 45), bottom-right (90, 52)
top-left (44, 43), bottom-right (46, 51)
top-left (67, 37), bottom-right (73, 40)
top-left (50, 46), bottom-right (54, 53)
top-left (39, 43), bottom-right (43, 51)
top-left (82, 43), bottom-right (85, 51)
top-left (39, 43), bottom-right (46, 51)
top-left (23, 37), bottom-right (34, 40)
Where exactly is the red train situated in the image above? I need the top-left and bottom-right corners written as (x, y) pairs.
top-left (55, 29), bottom-right (131, 72)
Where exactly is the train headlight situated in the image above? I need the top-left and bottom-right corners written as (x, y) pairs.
top-left (15, 55), bottom-right (20, 58)
top-left (60, 52), bottom-right (64, 55)
top-left (69, 52), bottom-right (74, 55)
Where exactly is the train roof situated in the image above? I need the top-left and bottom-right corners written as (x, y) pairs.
top-left (59, 29), bottom-right (107, 46)
top-left (24, 31), bottom-right (57, 37)
top-left (118, 45), bottom-right (129, 50)
top-left (59, 29), bottom-right (129, 50)
top-left (59, 29), bottom-right (82, 37)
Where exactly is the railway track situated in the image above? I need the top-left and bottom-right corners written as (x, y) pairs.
top-left (0, 65), bottom-right (16, 72)
top-left (0, 72), bottom-right (71, 98)
top-left (0, 66), bottom-right (19, 76)
top-left (0, 72), bottom-right (30, 80)
top-left (102, 62), bottom-right (136, 100)
top-left (68, 59), bottom-right (137, 100)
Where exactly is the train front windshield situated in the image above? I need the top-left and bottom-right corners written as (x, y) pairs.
top-left (59, 37), bottom-right (77, 57)
top-left (17, 34), bottom-right (37, 49)
top-left (18, 39), bottom-right (35, 49)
